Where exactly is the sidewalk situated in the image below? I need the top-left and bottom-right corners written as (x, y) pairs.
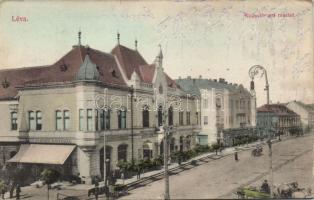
top-left (39, 134), bottom-right (298, 193)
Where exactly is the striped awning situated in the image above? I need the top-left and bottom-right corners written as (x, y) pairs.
top-left (7, 144), bottom-right (75, 165)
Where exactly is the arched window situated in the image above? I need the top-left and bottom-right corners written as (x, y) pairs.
top-left (11, 112), bottom-right (18, 130)
top-left (118, 108), bottom-right (126, 129)
top-left (117, 144), bottom-right (128, 162)
top-left (196, 112), bottom-right (199, 125)
top-left (168, 106), bottom-right (173, 126)
top-left (170, 138), bottom-right (175, 153)
top-left (158, 105), bottom-right (163, 126)
top-left (142, 105), bottom-right (149, 128)
top-left (179, 136), bottom-right (184, 152)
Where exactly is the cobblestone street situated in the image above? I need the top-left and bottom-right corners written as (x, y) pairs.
top-left (2, 134), bottom-right (313, 200)
top-left (120, 134), bottom-right (314, 199)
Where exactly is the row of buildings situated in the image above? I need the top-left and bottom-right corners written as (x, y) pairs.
top-left (0, 32), bottom-right (311, 184)
top-left (256, 101), bottom-right (314, 138)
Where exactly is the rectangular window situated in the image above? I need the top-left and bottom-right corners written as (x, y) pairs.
top-left (56, 110), bottom-right (62, 131)
top-left (29, 111), bottom-right (35, 130)
top-left (95, 110), bottom-right (99, 131)
top-left (105, 110), bottom-right (110, 130)
top-left (142, 108), bottom-right (149, 128)
top-left (204, 116), bottom-right (208, 125)
top-left (186, 111), bottom-right (191, 125)
top-left (179, 111), bottom-right (184, 126)
top-left (100, 110), bottom-right (105, 130)
top-left (36, 111), bottom-right (42, 130)
top-left (203, 98), bottom-right (208, 108)
top-left (64, 110), bottom-right (70, 130)
top-left (79, 109), bottom-right (84, 131)
top-left (87, 109), bottom-right (93, 131)
top-left (11, 112), bottom-right (18, 130)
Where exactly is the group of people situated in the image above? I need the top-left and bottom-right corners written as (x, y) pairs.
top-left (0, 181), bottom-right (21, 200)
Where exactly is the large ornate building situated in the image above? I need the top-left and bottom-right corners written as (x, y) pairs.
top-left (0, 33), bottom-right (200, 184)
top-left (176, 77), bottom-right (256, 146)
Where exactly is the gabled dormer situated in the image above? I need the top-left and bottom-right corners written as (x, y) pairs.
top-left (75, 54), bottom-right (100, 82)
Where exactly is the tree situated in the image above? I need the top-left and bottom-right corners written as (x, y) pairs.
top-left (41, 169), bottom-right (60, 200)
top-left (211, 143), bottom-right (220, 155)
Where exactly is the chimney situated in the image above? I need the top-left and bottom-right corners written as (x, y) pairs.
top-left (199, 75), bottom-right (202, 79)
top-left (214, 79), bottom-right (217, 82)
top-left (187, 76), bottom-right (191, 80)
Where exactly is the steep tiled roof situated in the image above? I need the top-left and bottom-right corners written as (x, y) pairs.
top-left (0, 43), bottom-right (179, 100)
top-left (257, 104), bottom-right (299, 116)
top-left (138, 64), bottom-right (155, 83)
top-left (111, 45), bottom-right (148, 80)
top-left (0, 46), bottom-right (126, 100)
top-left (111, 45), bottom-right (178, 88)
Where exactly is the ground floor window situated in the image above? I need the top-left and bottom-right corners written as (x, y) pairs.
top-left (117, 144), bottom-right (128, 162)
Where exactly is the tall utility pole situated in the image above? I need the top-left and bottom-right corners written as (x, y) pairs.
top-left (164, 127), bottom-right (170, 200)
top-left (158, 104), bottom-right (170, 200)
top-left (249, 65), bottom-right (273, 197)
top-left (129, 85), bottom-right (135, 165)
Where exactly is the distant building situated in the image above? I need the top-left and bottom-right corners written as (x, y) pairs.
top-left (286, 101), bottom-right (314, 132)
top-left (257, 104), bottom-right (302, 138)
top-left (176, 77), bottom-right (256, 146)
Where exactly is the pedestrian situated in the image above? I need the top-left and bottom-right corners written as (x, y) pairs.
top-left (15, 184), bottom-right (21, 200)
top-left (121, 171), bottom-right (125, 185)
top-left (234, 152), bottom-right (239, 161)
top-left (9, 181), bottom-right (14, 199)
top-left (94, 182), bottom-right (99, 200)
top-left (0, 181), bottom-right (7, 200)
top-left (260, 180), bottom-right (270, 194)
top-left (136, 165), bottom-right (141, 180)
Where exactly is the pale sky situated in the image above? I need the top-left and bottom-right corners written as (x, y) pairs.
top-left (0, 0), bottom-right (313, 106)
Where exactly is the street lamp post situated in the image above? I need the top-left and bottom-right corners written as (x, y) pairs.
top-left (249, 65), bottom-right (273, 198)
top-left (157, 108), bottom-right (171, 200)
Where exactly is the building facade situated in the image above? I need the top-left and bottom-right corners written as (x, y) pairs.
top-left (175, 77), bottom-right (256, 146)
top-left (286, 101), bottom-right (314, 132)
top-left (256, 104), bottom-right (302, 138)
top-left (0, 33), bottom-right (200, 184)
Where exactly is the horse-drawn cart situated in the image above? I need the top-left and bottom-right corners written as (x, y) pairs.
top-left (251, 145), bottom-right (263, 157)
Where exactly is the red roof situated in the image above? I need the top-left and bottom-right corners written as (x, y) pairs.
top-left (111, 45), bottom-right (148, 80)
top-left (0, 46), bottom-right (126, 100)
top-left (257, 104), bottom-right (299, 116)
top-left (0, 44), bottom-right (178, 100)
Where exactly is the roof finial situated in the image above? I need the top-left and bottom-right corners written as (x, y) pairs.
top-left (158, 44), bottom-right (163, 59)
top-left (135, 38), bottom-right (138, 50)
top-left (78, 29), bottom-right (81, 46)
top-left (117, 31), bottom-right (120, 44)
